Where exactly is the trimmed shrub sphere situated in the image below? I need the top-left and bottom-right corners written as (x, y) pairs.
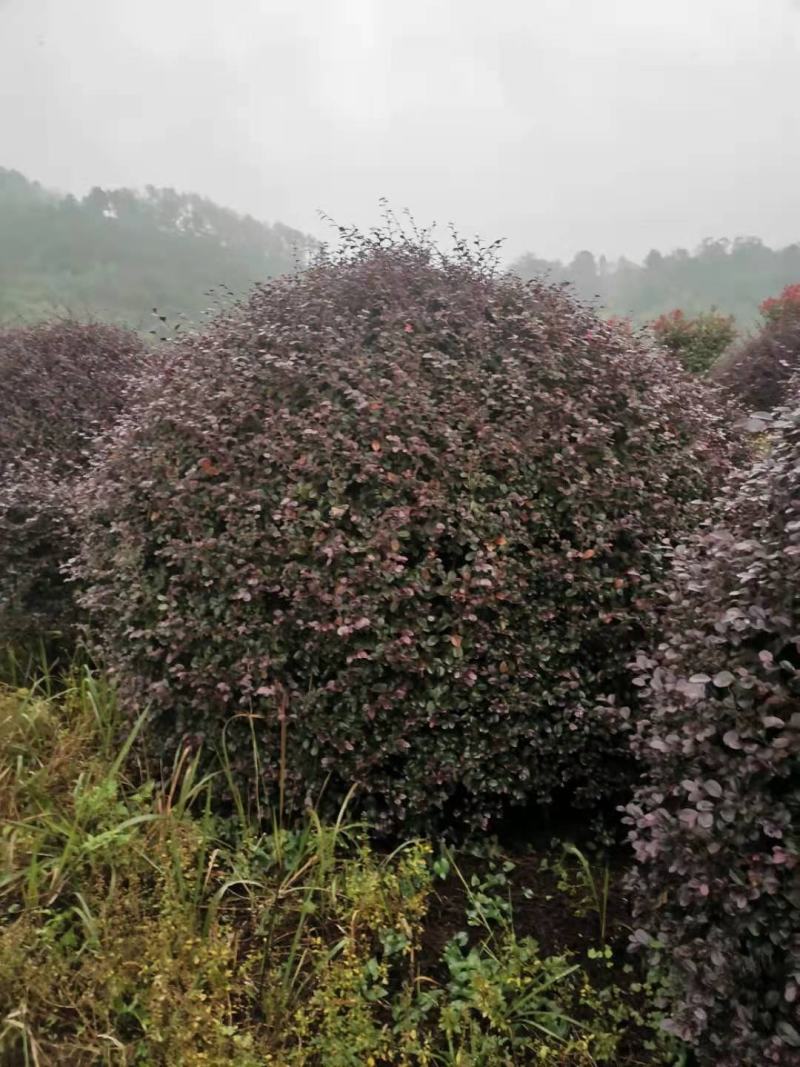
top-left (0, 319), bottom-right (145, 645)
top-left (625, 399), bottom-right (800, 1066)
top-left (711, 287), bottom-right (800, 412)
top-left (75, 235), bottom-right (738, 829)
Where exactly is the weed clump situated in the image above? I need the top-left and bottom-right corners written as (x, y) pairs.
top-left (625, 398), bottom-right (800, 1065)
top-left (0, 677), bottom-right (670, 1065)
top-left (75, 227), bottom-right (738, 830)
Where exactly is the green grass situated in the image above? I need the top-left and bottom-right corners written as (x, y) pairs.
top-left (0, 667), bottom-right (682, 1066)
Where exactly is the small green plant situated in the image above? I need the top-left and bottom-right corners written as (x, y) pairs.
top-left (434, 930), bottom-right (584, 1061)
top-left (562, 844), bottom-right (611, 945)
top-left (539, 842), bottom-right (611, 945)
top-left (458, 858), bottom-right (515, 928)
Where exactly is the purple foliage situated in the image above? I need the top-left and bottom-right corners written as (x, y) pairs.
top-left (0, 319), bottom-right (145, 644)
top-left (625, 400), bottom-right (800, 1065)
top-left (74, 231), bottom-right (738, 830)
top-left (711, 314), bottom-right (800, 413)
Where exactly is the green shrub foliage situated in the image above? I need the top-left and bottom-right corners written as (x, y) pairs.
top-left (75, 232), bottom-right (738, 829)
top-left (625, 400), bottom-right (800, 1065)
top-left (711, 284), bottom-right (800, 411)
top-left (650, 308), bottom-right (736, 375)
top-left (0, 319), bottom-right (145, 644)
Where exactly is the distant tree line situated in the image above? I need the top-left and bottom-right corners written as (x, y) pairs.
top-left (3, 165), bottom-right (798, 331)
top-left (0, 167), bottom-right (315, 330)
top-left (511, 237), bottom-right (800, 326)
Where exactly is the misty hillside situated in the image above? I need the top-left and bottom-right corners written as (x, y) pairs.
top-left (2, 166), bottom-right (799, 331)
top-left (0, 168), bottom-right (315, 330)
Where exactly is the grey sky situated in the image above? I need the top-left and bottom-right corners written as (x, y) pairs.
top-left (1, 0), bottom-right (798, 261)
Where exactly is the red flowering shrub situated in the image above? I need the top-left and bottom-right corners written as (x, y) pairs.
top-left (625, 399), bottom-right (800, 1065)
top-left (760, 283), bottom-right (800, 324)
top-left (74, 232), bottom-right (738, 830)
top-left (712, 284), bottom-right (800, 410)
top-left (603, 315), bottom-right (634, 337)
top-left (0, 319), bottom-right (145, 645)
top-left (650, 308), bottom-right (736, 375)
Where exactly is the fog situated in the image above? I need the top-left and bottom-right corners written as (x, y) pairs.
top-left (1, 0), bottom-right (798, 261)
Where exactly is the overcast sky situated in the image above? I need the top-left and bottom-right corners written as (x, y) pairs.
top-left (1, 0), bottom-right (798, 262)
